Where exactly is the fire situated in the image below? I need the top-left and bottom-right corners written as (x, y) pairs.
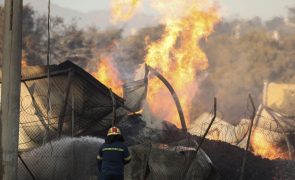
top-left (110, 0), bottom-right (141, 23)
top-left (251, 129), bottom-right (289, 160)
top-left (145, 0), bottom-right (220, 127)
top-left (22, 50), bottom-right (28, 67)
top-left (92, 57), bottom-right (123, 96)
top-left (106, 0), bottom-right (220, 127)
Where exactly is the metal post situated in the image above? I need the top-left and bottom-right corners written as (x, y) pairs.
top-left (109, 89), bottom-right (116, 126)
top-left (182, 98), bottom-right (217, 179)
top-left (147, 66), bottom-right (187, 132)
top-left (0, 0), bottom-right (23, 179)
top-left (45, 0), bottom-right (51, 144)
top-left (239, 94), bottom-right (256, 180)
top-left (71, 91), bottom-right (75, 137)
top-left (71, 91), bottom-right (75, 179)
top-left (195, 98), bottom-right (217, 153)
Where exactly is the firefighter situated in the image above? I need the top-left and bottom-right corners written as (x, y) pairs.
top-left (97, 127), bottom-right (131, 180)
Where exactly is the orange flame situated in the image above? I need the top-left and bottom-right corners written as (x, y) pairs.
top-left (92, 57), bottom-right (123, 96)
top-left (111, 0), bottom-right (141, 23)
top-left (145, 1), bottom-right (220, 127)
top-left (22, 50), bottom-right (28, 67)
top-left (251, 129), bottom-right (289, 160)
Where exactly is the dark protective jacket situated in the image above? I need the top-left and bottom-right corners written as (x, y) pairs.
top-left (97, 141), bottom-right (131, 176)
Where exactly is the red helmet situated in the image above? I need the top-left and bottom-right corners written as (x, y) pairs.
top-left (107, 126), bottom-right (121, 136)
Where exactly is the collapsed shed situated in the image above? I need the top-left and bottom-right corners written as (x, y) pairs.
top-left (0, 60), bottom-right (124, 151)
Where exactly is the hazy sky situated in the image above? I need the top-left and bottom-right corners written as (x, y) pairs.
top-left (52, 0), bottom-right (295, 20)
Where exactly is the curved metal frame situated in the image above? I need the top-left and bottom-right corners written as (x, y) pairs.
top-left (147, 65), bottom-right (187, 132)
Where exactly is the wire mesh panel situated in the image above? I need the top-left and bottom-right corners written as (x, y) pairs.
top-left (16, 61), bottom-right (124, 152)
top-left (9, 61), bottom-right (281, 179)
top-left (17, 137), bottom-right (219, 180)
top-left (0, 61), bottom-right (124, 180)
top-left (18, 137), bottom-right (102, 180)
top-left (124, 141), bottom-right (217, 180)
top-left (190, 99), bottom-right (295, 158)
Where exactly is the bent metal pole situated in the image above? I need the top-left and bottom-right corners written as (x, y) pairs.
top-left (147, 65), bottom-right (187, 132)
top-left (1, 0), bottom-right (23, 179)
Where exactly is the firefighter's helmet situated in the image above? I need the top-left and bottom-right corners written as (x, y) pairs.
top-left (107, 126), bottom-right (121, 136)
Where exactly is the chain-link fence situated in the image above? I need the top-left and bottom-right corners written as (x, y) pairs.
top-left (13, 61), bottom-right (295, 180)
top-left (15, 61), bottom-right (219, 180)
top-left (15, 61), bottom-right (123, 180)
top-left (190, 100), bottom-right (295, 161)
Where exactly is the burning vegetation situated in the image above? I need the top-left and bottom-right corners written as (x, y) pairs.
top-left (79, 0), bottom-right (295, 162)
top-left (5, 2), bottom-right (295, 130)
top-left (1, 0), bottom-right (295, 179)
top-left (251, 129), bottom-right (289, 160)
top-left (145, 0), bottom-right (220, 126)
top-left (95, 0), bottom-right (220, 127)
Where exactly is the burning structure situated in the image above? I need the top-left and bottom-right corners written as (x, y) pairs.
top-left (2, 0), bottom-right (294, 179)
top-left (189, 82), bottom-right (295, 161)
top-left (0, 0), bottom-right (223, 178)
top-left (0, 61), bottom-right (219, 179)
top-left (7, 61), bottom-right (124, 152)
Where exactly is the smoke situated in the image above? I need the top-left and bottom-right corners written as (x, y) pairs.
top-left (18, 137), bottom-right (103, 180)
top-left (16, 3), bottom-right (295, 126)
top-left (194, 15), bottom-right (295, 124)
top-left (108, 25), bottom-right (164, 82)
top-left (110, 0), bottom-right (142, 23)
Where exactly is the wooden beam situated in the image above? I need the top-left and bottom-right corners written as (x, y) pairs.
top-left (20, 69), bottom-right (71, 82)
top-left (23, 82), bottom-right (55, 135)
top-left (58, 70), bottom-right (74, 137)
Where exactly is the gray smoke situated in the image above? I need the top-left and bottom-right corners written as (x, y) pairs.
top-left (18, 137), bottom-right (103, 180)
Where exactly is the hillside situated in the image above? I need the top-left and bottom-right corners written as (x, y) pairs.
top-left (0, 0), bottom-right (158, 32)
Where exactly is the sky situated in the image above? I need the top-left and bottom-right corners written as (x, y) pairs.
top-left (52, 0), bottom-right (295, 20)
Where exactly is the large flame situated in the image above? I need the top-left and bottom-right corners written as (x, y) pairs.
top-left (104, 0), bottom-right (220, 127)
top-left (92, 57), bottom-right (123, 96)
top-left (111, 0), bottom-right (141, 23)
top-left (145, 0), bottom-right (220, 127)
top-left (251, 129), bottom-right (289, 160)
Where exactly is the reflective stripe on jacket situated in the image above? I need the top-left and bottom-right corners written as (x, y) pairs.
top-left (97, 141), bottom-right (131, 175)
